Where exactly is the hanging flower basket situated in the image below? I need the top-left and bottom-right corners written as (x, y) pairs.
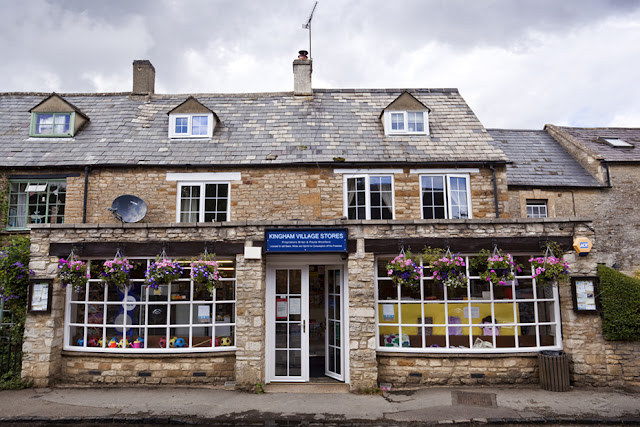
top-left (190, 253), bottom-right (222, 294)
top-left (144, 257), bottom-right (183, 289)
top-left (431, 253), bottom-right (467, 288)
top-left (102, 255), bottom-right (133, 291)
top-left (386, 252), bottom-right (423, 288)
top-left (58, 255), bottom-right (90, 292)
top-left (480, 253), bottom-right (519, 286)
top-left (530, 256), bottom-right (569, 287)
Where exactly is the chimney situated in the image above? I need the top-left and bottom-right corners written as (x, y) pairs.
top-left (293, 50), bottom-right (312, 96)
top-left (132, 60), bottom-right (155, 95)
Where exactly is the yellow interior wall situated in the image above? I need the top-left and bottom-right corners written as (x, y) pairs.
top-left (378, 302), bottom-right (521, 336)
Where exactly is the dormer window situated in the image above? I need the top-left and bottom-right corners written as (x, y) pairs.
top-left (381, 91), bottom-right (430, 136)
top-left (28, 93), bottom-right (89, 138)
top-left (170, 114), bottom-right (213, 138)
top-left (31, 112), bottom-right (74, 137)
top-left (389, 111), bottom-right (425, 134)
top-left (167, 97), bottom-right (218, 139)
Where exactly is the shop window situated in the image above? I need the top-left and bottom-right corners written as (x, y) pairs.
top-left (65, 258), bottom-right (236, 353)
top-left (526, 199), bottom-right (548, 218)
top-left (420, 175), bottom-right (471, 219)
top-left (177, 182), bottom-right (229, 223)
top-left (375, 255), bottom-right (561, 353)
top-left (7, 180), bottom-right (66, 229)
top-left (344, 175), bottom-right (394, 220)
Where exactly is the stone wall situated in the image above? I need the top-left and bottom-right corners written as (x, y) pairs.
top-left (378, 354), bottom-right (538, 386)
top-left (15, 166), bottom-right (506, 225)
top-left (234, 254), bottom-right (266, 390)
top-left (22, 229), bottom-right (64, 387)
top-left (347, 246), bottom-right (377, 391)
top-left (60, 353), bottom-right (234, 385)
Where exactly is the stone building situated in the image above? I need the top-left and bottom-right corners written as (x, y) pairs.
top-left (0, 57), bottom-right (635, 391)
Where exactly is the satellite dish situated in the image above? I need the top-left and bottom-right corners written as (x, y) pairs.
top-left (108, 195), bottom-right (147, 223)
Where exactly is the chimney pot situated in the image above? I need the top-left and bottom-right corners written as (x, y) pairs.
top-left (293, 51), bottom-right (312, 96)
top-left (132, 60), bottom-right (155, 95)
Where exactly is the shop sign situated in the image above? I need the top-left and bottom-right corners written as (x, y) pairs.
top-left (265, 229), bottom-right (347, 253)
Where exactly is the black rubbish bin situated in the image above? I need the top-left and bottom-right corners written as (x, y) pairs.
top-left (538, 350), bottom-right (570, 392)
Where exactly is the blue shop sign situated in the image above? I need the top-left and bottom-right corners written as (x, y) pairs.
top-left (265, 229), bottom-right (348, 253)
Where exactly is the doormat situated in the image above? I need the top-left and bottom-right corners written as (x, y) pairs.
top-left (452, 391), bottom-right (497, 407)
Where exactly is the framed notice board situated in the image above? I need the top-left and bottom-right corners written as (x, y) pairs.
top-left (28, 279), bottom-right (53, 313)
top-left (571, 276), bottom-right (599, 313)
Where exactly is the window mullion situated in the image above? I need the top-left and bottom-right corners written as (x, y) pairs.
top-left (199, 183), bottom-right (206, 222)
top-left (365, 175), bottom-right (372, 220)
top-left (445, 175), bottom-right (451, 219)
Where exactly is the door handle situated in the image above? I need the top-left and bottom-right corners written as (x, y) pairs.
top-left (301, 320), bottom-right (306, 333)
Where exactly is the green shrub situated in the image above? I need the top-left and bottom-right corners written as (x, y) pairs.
top-left (598, 264), bottom-right (640, 341)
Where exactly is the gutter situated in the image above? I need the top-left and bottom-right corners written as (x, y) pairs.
top-left (83, 166), bottom-right (90, 223)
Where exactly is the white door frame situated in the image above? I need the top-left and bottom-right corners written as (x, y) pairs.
top-left (324, 265), bottom-right (345, 381)
top-left (265, 255), bottom-right (349, 384)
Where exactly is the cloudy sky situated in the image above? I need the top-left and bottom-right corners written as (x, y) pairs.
top-left (1, 0), bottom-right (639, 129)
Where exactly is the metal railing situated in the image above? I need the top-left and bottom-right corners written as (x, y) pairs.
top-left (0, 311), bottom-right (23, 378)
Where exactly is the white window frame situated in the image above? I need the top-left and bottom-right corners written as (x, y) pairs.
top-left (374, 254), bottom-right (563, 354)
top-left (384, 110), bottom-right (429, 135)
top-left (342, 174), bottom-right (395, 220)
top-left (176, 181), bottom-right (231, 223)
top-left (64, 258), bottom-right (236, 353)
top-left (526, 200), bottom-right (548, 218)
top-left (169, 113), bottom-right (214, 138)
top-left (419, 174), bottom-right (472, 220)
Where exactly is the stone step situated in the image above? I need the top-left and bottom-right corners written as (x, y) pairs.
top-left (264, 382), bottom-right (350, 394)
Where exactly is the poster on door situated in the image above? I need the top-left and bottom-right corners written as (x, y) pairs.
top-left (276, 297), bottom-right (288, 320)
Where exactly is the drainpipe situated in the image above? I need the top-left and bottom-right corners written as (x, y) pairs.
top-left (603, 161), bottom-right (612, 188)
top-left (82, 166), bottom-right (90, 223)
top-left (490, 165), bottom-right (499, 218)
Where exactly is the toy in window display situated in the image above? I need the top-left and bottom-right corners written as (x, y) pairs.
top-left (107, 337), bottom-right (119, 348)
top-left (219, 336), bottom-right (232, 346)
top-left (158, 336), bottom-right (167, 348)
top-left (77, 338), bottom-right (85, 347)
top-left (170, 337), bottom-right (186, 348)
top-left (88, 337), bottom-right (99, 347)
top-left (131, 338), bottom-right (144, 348)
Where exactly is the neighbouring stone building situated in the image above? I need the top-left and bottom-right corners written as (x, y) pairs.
top-left (1, 55), bottom-right (638, 391)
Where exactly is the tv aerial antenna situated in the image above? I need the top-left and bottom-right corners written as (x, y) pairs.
top-left (302, 1), bottom-right (318, 59)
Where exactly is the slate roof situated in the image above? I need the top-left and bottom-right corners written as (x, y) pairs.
top-left (487, 129), bottom-right (601, 188)
top-left (551, 126), bottom-right (640, 162)
top-left (0, 89), bottom-right (508, 167)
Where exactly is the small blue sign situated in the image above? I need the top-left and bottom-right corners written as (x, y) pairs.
top-left (580, 242), bottom-right (589, 249)
top-left (266, 229), bottom-right (347, 253)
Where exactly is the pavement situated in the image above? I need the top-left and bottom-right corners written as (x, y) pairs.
top-left (0, 385), bottom-right (639, 426)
